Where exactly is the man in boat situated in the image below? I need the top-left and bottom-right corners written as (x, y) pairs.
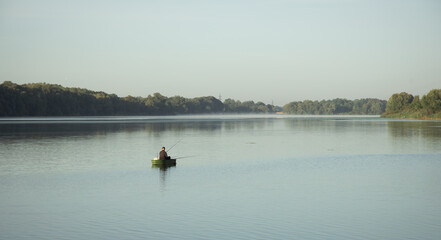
top-left (159, 147), bottom-right (170, 160)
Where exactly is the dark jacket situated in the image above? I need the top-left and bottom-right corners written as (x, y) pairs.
top-left (159, 150), bottom-right (168, 160)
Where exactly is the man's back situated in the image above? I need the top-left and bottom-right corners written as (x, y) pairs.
top-left (159, 150), bottom-right (168, 160)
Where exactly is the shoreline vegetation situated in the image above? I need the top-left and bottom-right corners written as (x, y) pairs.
top-left (381, 89), bottom-right (441, 120)
top-left (0, 81), bottom-right (279, 116)
top-left (282, 98), bottom-right (386, 115)
top-left (0, 81), bottom-right (386, 117)
top-left (0, 81), bottom-right (439, 119)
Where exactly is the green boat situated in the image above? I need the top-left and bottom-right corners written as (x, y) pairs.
top-left (152, 157), bottom-right (176, 165)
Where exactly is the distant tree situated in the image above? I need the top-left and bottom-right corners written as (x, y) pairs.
top-left (145, 93), bottom-right (169, 115)
top-left (385, 92), bottom-right (414, 113)
top-left (283, 98), bottom-right (386, 115)
top-left (409, 95), bottom-right (423, 110)
top-left (421, 89), bottom-right (441, 113)
top-left (333, 98), bottom-right (353, 114)
top-left (223, 98), bottom-right (239, 112)
top-left (256, 102), bottom-right (269, 113)
top-left (167, 96), bottom-right (188, 114)
top-left (0, 81), bottom-right (280, 116)
top-left (382, 89), bottom-right (441, 119)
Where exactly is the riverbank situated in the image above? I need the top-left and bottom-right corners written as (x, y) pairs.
top-left (381, 110), bottom-right (441, 120)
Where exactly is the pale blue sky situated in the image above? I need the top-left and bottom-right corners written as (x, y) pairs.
top-left (1, 0), bottom-right (440, 105)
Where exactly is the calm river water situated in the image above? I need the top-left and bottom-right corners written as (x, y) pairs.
top-left (0, 115), bottom-right (440, 240)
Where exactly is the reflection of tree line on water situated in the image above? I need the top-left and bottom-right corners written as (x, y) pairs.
top-left (0, 122), bottom-right (199, 138)
top-left (387, 121), bottom-right (441, 139)
top-left (143, 119), bottom-right (274, 133)
top-left (0, 119), bottom-right (276, 140)
top-left (283, 118), bottom-right (441, 140)
top-left (0, 123), bottom-right (144, 138)
top-left (1, 118), bottom-right (439, 140)
top-left (283, 118), bottom-right (369, 132)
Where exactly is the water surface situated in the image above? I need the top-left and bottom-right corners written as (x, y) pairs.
top-left (1, 115), bottom-right (440, 239)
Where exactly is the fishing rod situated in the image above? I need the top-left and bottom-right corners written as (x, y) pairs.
top-left (166, 139), bottom-right (182, 153)
top-left (174, 155), bottom-right (196, 159)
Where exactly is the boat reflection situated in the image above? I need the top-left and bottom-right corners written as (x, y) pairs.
top-left (151, 164), bottom-right (176, 171)
top-left (152, 163), bottom-right (176, 191)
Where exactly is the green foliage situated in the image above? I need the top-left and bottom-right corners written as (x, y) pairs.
top-left (421, 89), bottom-right (441, 113)
top-left (223, 99), bottom-right (278, 113)
top-left (283, 98), bottom-right (386, 115)
top-left (409, 95), bottom-right (423, 110)
top-left (0, 81), bottom-right (278, 116)
top-left (382, 89), bottom-right (441, 119)
top-left (0, 81), bottom-right (147, 116)
top-left (385, 92), bottom-right (414, 113)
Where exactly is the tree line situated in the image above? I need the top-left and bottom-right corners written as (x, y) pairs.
top-left (282, 98), bottom-right (387, 115)
top-left (4, 81), bottom-right (438, 118)
top-left (0, 81), bottom-right (279, 116)
top-left (381, 89), bottom-right (441, 119)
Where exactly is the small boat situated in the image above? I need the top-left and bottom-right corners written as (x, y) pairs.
top-left (152, 157), bottom-right (176, 165)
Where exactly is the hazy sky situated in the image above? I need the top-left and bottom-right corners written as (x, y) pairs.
top-left (1, 0), bottom-right (440, 105)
